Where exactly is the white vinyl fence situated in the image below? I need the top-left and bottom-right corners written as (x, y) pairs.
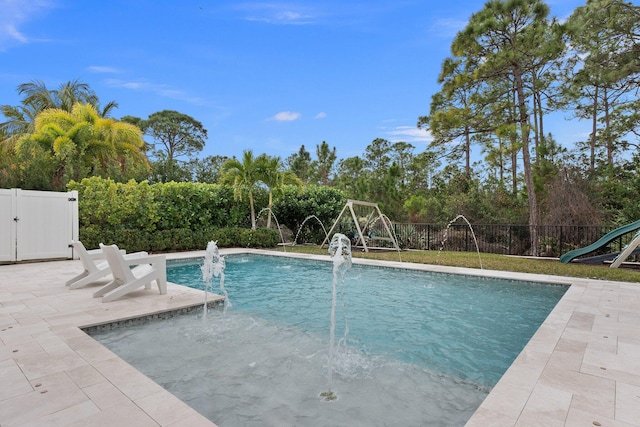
top-left (0, 189), bottom-right (79, 262)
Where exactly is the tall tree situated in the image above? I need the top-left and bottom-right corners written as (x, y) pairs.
top-left (567, 0), bottom-right (639, 88)
top-left (187, 155), bottom-right (229, 183)
top-left (389, 142), bottom-right (415, 189)
top-left (313, 141), bottom-right (337, 185)
top-left (142, 110), bottom-right (207, 182)
top-left (564, 0), bottom-right (640, 169)
top-left (420, 57), bottom-right (494, 176)
top-left (334, 156), bottom-right (369, 200)
top-left (286, 145), bottom-right (313, 183)
top-left (364, 138), bottom-right (392, 179)
top-left (449, 0), bottom-right (564, 256)
top-left (405, 149), bottom-right (440, 194)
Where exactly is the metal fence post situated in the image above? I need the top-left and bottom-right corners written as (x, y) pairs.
top-left (559, 225), bottom-right (563, 256)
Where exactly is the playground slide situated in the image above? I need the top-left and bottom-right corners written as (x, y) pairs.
top-left (610, 231), bottom-right (640, 268)
top-left (559, 219), bottom-right (640, 264)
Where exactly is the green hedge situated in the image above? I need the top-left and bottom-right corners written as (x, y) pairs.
top-left (67, 177), bottom-right (260, 231)
top-left (68, 177), bottom-right (276, 252)
top-left (68, 177), bottom-right (345, 252)
top-left (80, 225), bottom-right (281, 253)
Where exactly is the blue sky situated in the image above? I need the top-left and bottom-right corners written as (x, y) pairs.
top-left (1, 0), bottom-right (588, 164)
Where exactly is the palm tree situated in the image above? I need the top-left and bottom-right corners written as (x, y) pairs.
top-left (18, 79), bottom-right (117, 115)
top-left (257, 154), bottom-right (302, 228)
top-left (93, 112), bottom-right (147, 175)
top-left (16, 103), bottom-right (147, 189)
top-left (1, 79), bottom-right (117, 148)
top-left (1, 101), bottom-right (40, 147)
top-left (220, 150), bottom-right (263, 229)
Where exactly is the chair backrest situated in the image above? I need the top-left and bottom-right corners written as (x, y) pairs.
top-left (71, 241), bottom-right (95, 272)
top-left (100, 244), bottom-right (134, 283)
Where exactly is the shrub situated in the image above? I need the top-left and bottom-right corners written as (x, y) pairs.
top-left (70, 177), bottom-right (307, 252)
top-left (78, 226), bottom-right (280, 252)
top-left (273, 185), bottom-right (345, 244)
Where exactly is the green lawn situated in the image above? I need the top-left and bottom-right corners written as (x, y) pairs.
top-left (267, 245), bottom-right (640, 283)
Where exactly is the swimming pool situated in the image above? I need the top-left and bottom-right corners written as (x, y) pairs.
top-left (91, 254), bottom-right (567, 426)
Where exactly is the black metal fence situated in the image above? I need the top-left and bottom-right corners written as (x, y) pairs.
top-left (384, 223), bottom-right (636, 258)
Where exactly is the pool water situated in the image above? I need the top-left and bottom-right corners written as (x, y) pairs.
top-left (91, 254), bottom-right (567, 426)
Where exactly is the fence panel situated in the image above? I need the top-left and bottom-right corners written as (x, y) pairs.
top-left (15, 189), bottom-right (79, 261)
top-left (0, 189), bottom-right (16, 262)
top-left (392, 222), bottom-right (621, 258)
top-left (0, 189), bottom-right (78, 262)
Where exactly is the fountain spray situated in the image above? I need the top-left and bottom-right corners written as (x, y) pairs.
top-left (321, 233), bottom-right (352, 401)
top-left (438, 215), bottom-right (483, 269)
top-left (201, 241), bottom-right (229, 318)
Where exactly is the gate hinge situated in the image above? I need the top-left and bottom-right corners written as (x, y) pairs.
top-left (68, 197), bottom-right (77, 201)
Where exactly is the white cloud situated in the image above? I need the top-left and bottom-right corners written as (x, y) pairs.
top-left (0, 0), bottom-right (54, 50)
top-left (104, 78), bottom-right (207, 106)
top-left (87, 65), bottom-right (120, 74)
top-left (237, 3), bottom-right (318, 25)
top-left (314, 112), bottom-right (327, 119)
top-left (106, 79), bottom-right (144, 90)
top-left (4, 24), bottom-right (27, 43)
top-left (429, 18), bottom-right (468, 38)
top-left (270, 111), bottom-right (301, 121)
top-left (385, 125), bottom-right (433, 143)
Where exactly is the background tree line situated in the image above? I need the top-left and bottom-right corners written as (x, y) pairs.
top-left (1, 0), bottom-right (639, 255)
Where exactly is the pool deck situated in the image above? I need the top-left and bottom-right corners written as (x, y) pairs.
top-left (0, 249), bottom-right (639, 426)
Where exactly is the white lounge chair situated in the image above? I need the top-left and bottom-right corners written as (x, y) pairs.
top-left (94, 243), bottom-right (167, 303)
top-left (66, 241), bottom-right (146, 289)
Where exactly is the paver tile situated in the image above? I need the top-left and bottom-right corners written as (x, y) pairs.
top-left (615, 382), bottom-right (640, 425)
top-left (3, 251), bottom-right (640, 427)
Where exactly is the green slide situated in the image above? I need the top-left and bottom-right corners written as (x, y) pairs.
top-left (559, 219), bottom-right (640, 263)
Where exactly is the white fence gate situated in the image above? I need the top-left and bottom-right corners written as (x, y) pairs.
top-left (0, 189), bottom-right (79, 262)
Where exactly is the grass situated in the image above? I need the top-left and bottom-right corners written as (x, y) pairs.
top-left (266, 245), bottom-right (640, 283)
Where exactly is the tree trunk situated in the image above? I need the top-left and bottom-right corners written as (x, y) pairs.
top-left (590, 86), bottom-right (598, 172)
top-left (510, 94), bottom-right (518, 195)
top-left (604, 87), bottom-right (613, 166)
top-left (464, 126), bottom-right (471, 177)
top-left (511, 147), bottom-right (518, 195)
top-left (533, 92), bottom-right (540, 167)
top-left (499, 138), bottom-right (505, 184)
top-left (266, 191), bottom-right (273, 229)
top-left (514, 70), bottom-right (540, 256)
top-left (537, 92), bottom-right (544, 154)
top-left (249, 189), bottom-right (256, 230)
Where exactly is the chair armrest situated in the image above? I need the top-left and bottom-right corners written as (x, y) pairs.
top-left (122, 251), bottom-right (149, 260)
top-left (122, 254), bottom-right (165, 267)
top-left (87, 250), bottom-right (107, 261)
top-left (87, 248), bottom-right (126, 261)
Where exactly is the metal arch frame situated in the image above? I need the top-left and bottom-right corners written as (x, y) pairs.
top-left (321, 199), bottom-right (399, 253)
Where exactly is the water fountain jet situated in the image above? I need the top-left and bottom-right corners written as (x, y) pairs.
top-left (320, 233), bottom-right (352, 401)
top-left (256, 208), bottom-right (287, 251)
top-left (293, 215), bottom-right (329, 245)
top-left (439, 215), bottom-right (483, 269)
top-left (201, 241), bottom-right (228, 316)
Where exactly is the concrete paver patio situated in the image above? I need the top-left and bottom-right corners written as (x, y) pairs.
top-left (1, 249), bottom-right (639, 426)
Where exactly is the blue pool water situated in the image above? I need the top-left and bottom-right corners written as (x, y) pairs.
top-left (93, 254), bottom-right (567, 426)
top-left (169, 254), bottom-right (566, 387)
